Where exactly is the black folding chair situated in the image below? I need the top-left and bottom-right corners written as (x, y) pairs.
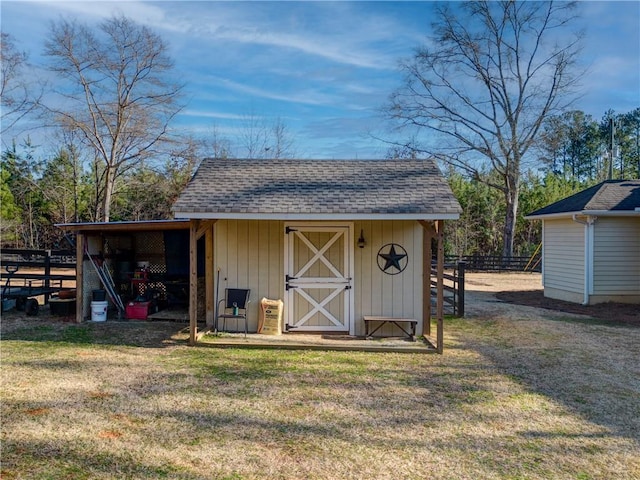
top-left (217, 288), bottom-right (250, 337)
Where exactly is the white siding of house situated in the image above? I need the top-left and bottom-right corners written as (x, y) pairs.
top-left (214, 219), bottom-right (424, 335)
top-left (543, 219), bottom-right (585, 298)
top-left (592, 217), bottom-right (640, 296)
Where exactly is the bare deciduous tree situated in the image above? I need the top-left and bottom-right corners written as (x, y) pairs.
top-left (44, 15), bottom-right (183, 222)
top-left (237, 112), bottom-right (296, 159)
top-left (389, 1), bottom-right (582, 257)
top-left (0, 32), bottom-right (40, 139)
top-left (269, 117), bottom-right (296, 159)
top-left (210, 124), bottom-right (233, 159)
top-left (239, 111), bottom-right (269, 159)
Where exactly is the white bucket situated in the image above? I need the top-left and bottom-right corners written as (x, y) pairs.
top-left (91, 301), bottom-right (108, 322)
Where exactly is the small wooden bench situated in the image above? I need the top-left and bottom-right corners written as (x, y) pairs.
top-left (363, 316), bottom-right (417, 342)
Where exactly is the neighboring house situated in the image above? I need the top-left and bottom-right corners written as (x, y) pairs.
top-left (172, 158), bottom-right (462, 347)
top-left (526, 180), bottom-right (640, 305)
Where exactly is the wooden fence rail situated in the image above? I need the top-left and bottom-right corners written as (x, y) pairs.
top-left (445, 254), bottom-right (541, 272)
top-left (431, 261), bottom-right (465, 317)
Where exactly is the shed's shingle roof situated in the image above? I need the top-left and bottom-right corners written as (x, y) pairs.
top-left (527, 180), bottom-right (640, 218)
top-left (172, 158), bottom-right (462, 218)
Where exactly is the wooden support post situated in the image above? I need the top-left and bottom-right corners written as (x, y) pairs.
top-left (418, 220), bottom-right (434, 337)
top-left (195, 221), bottom-right (211, 241)
top-left (436, 220), bottom-right (445, 354)
top-left (189, 220), bottom-right (199, 346)
top-left (75, 233), bottom-right (84, 324)
top-left (205, 221), bottom-right (216, 328)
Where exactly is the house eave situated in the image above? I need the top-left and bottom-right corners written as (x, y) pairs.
top-left (173, 212), bottom-right (461, 221)
top-left (579, 210), bottom-right (640, 217)
top-left (525, 210), bottom-right (640, 220)
top-left (56, 219), bottom-right (191, 233)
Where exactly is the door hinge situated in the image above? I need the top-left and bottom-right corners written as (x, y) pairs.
top-left (344, 285), bottom-right (352, 290)
top-left (285, 226), bottom-right (297, 234)
top-left (286, 283), bottom-right (298, 291)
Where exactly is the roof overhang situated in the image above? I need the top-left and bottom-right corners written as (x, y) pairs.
top-left (173, 212), bottom-right (461, 221)
top-left (56, 219), bottom-right (191, 233)
top-left (525, 210), bottom-right (640, 220)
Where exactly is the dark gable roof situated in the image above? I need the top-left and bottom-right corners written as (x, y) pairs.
top-left (527, 180), bottom-right (640, 218)
top-left (172, 158), bottom-right (462, 219)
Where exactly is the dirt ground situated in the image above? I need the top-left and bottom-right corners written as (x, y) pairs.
top-left (465, 272), bottom-right (640, 325)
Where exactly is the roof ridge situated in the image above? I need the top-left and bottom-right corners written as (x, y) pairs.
top-left (585, 181), bottom-right (610, 209)
top-left (200, 157), bottom-right (436, 162)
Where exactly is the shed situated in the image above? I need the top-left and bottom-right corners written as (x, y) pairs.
top-left (172, 158), bottom-right (462, 351)
top-left (526, 180), bottom-right (640, 305)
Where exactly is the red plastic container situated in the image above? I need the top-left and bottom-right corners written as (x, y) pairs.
top-left (126, 301), bottom-right (150, 320)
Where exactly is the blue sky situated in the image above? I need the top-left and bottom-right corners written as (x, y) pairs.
top-left (2, 1), bottom-right (639, 159)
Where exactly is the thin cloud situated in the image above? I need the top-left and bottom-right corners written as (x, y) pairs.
top-left (210, 27), bottom-right (393, 70)
top-left (180, 109), bottom-right (249, 121)
top-left (209, 76), bottom-right (339, 107)
top-left (31, 0), bottom-right (171, 26)
top-left (164, 2), bottom-right (407, 70)
top-left (25, 2), bottom-right (410, 70)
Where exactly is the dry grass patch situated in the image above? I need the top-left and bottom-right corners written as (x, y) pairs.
top-left (1, 308), bottom-right (639, 479)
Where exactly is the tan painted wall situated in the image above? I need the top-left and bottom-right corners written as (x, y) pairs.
top-left (214, 220), bottom-right (284, 330)
top-left (353, 220), bottom-right (423, 336)
top-left (591, 217), bottom-right (640, 302)
top-left (214, 219), bottom-right (424, 335)
top-left (543, 219), bottom-right (584, 296)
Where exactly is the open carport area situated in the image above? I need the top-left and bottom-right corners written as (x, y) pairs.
top-left (1, 272), bottom-right (639, 479)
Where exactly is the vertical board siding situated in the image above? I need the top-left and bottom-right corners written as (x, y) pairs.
top-left (267, 221), bottom-right (280, 299)
top-left (543, 219), bottom-right (585, 294)
top-left (593, 218), bottom-right (640, 294)
top-left (353, 220), bottom-right (423, 336)
top-left (238, 221), bottom-right (250, 288)
top-left (215, 220), bottom-right (283, 331)
top-left (356, 220), bottom-right (373, 333)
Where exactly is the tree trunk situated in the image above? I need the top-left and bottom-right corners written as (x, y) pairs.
top-left (502, 186), bottom-right (519, 258)
top-left (101, 166), bottom-right (115, 222)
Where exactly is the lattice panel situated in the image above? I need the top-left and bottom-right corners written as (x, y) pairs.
top-left (104, 235), bottom-right (133, 255)
top-left (134, 232), bottom-right (166, 274)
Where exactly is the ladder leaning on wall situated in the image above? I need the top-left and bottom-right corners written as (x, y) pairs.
top-left (84, 246), bottom-right (126, 318)
top-left (524, 243), bottom-right (542, 272)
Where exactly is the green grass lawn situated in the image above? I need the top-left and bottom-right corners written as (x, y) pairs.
top-left (1, 314), bottom-right (639, 479)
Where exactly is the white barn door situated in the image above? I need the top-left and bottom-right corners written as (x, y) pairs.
top-left (285, 224), bottom-right (354, 334)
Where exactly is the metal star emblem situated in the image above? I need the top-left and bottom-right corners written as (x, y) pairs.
top-left (377, 243), bottom-right (408, 275)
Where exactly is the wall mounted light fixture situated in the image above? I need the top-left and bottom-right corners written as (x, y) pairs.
top-left (357, 229), bottom-right (366, 248)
